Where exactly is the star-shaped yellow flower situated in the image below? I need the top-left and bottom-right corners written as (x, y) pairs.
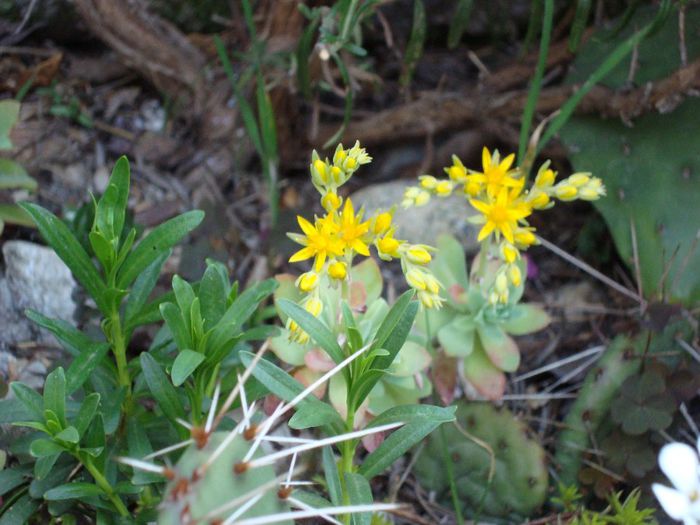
top-left (289, 215), bottom-right (344, 271)
top-left (467, 147), bottom-right (522, 197)
top-left (470, 188), bottom-right (532, 244)
top-left (338, 198), bottom-right (370, 256)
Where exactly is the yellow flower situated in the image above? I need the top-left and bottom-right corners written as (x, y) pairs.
top-left (470, 188), bottom-right (532, 244)
top-left (528, 189), bottom-right (550, 209)
top-left (467, 147), bottom-right (522, 197)
top-left (289, 215), bottom-right (344, 271)
top-left (338, 198), bottom-right (370, 256)
top-left (508, 264), bottom-right (522, 287)
top-left (534, 165), bottom-right (556, 188)
top-left (297, 271), bottom-right (319, 292)
top-left (435, 180), bottom-right (454, 196)
top-left (328, 261), bottom-right (347, 280)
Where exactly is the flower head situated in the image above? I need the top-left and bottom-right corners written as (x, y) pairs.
top-left (338, 198), bottom-right (370, 256)
top-left (653, 439), bottom-right (700, 525)
top-left (469, 188), bottom-right (532, 244)
top-left (288, 215), bottom-right (343, 272)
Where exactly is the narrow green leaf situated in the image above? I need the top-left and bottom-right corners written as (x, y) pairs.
top-left (126, 420), bottom-right (161, 485)
top-left (569, 0), bottom-right (592, 52)
top-left (276, 298), bottom-right (343, 364)
top-left (44, 482), bottom-right (104, 500)
top-left (365, 404), bottom-right (456, 429)
top-left (344, 472), bottom-right (372, 525)
top-left (34, 453), bottom-right (60, 480)
top-left (0, 466), bottom-right (31, 496)
top-left (88, 230), bottom-right (115, 271)
top-left (372, 299), bottom-right (419, 370)
top-left (288, 402), bottom-right (342, 430)
top-left (0, 159), bottom-right (37, 190)
top-left (447, 0), bottom-right (474, 49)
top-left (172, 275), bottom-right (195, 328)
top-left (54, 426), bottom-right (79, 444)
top-left (43, 367), bottom-right (66, 427)
top-left (399, 0), bottom-right (426, 89)
top-left (370, 290), bottom-right (414, 354)
top-left (0, 494), bottom-right (39, 525)
top-left (322, 446), bottom-right (342, 506)
top-left (240, 352), bottom-right (344, 431)
top-left (19, 203), bottom-right (108, 313)
top-left (10, 382), bottom-right (44, 420)
top-left (160, 302), bottom-right (191, 351)
top-left (296, 17), bottom-right (320, 100)
top-left (139, 353), bottom-right (187, 435)
top-left (0, 203), bottom-right (34, 227)
top-left (95, 156), bottom-right (130, 241)
top-left (65, 343), bottom-right (110, 395)
top-left (199, 262), bottom-right (228, 330)
top-left (117, 210), bottom-right (204, 289)
top-left (74, 393), bottom-right (101, 437)
top-left (171, 350), bottom-right (205, 387)
top-left (359, 418), bottom-right (450, 479)
top-left (25, 310), bottom-right (98, 358)
top-left (30, 438), bottom-right (65, 458)
top-left (256, 72), bottom-right (278, 163)
top-left (0, 99), bottom-right (20, 150)
top-left (124, 250), bottom-right (170, 328)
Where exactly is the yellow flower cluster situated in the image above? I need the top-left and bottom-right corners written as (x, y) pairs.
top-left (287, 142), bottom-right (444, 342)
top-left (403, 147), bottom-right (606, 304)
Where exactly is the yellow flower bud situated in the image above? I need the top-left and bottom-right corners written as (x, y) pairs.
top-left (514, 229), bottom-right (537, 246)
top-left (328, 261), bottom-right (347, 280)
top-left (555, 184), bottom-right (578, 201)
top-left (297, 272), bottom-right (319, 292)
top-left (498, 290), bottom-right (509, 304)
top-left (579, 186), bottom-right (602, 201)
top-left (378, 236), bottom-right (400, 257)
top-left (508, 265), bottom-right (522, 287)
top-left (374, 212), bottom-right (392, 234)
top-left (321, 192), bottom-right (342, 211)
top-left (568, 173), bottom-right (591, 187)
top-left (425, 274), bottom-right (441, 294)
top-left (447, 165), bottom-right (467, 182)
top-left (304, 297), bottom-right (323, 317)
top-left (529, 190), bottom-right (550, 209)
top-left (495, 272), bottom-right (508, 294)
top-left (501, 243), bottom-right (519, 264)
top-left (435, 181), bottom-right (454, 196)
top-left (314, 159), bottom-right (328, 183)
top-left (406, 246), bottom-right (432, 265)
top-left (419, 175), bottom-right (438, 190)
top-left (415, 191), bottom-right (431, 206)
top-left (418, 291), bottom-right (434, 309)
top-left (344, 157), bottom-right (357, 170)
top-left (535, 168), bottom-right (556, 188)
top-left (334, 147), bottom-right (347, 165)
top-left (406, 268), bottom-right (427, 291)
top-left (488, 291), bottom-right (499, 305)
top-left (331, 165), bottom-right (343, 183)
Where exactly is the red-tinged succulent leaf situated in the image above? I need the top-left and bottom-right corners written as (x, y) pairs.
top-left (431, 351), bottom-right (458, 405)
top-left (463, 344), bottom-right (507, 400)
top-left (501, 304), bottom-right (551, 336)
top-left (270, 332), bottom-right (307, 366)
top-left (304, 348), bottom-right (335, 373)
top-left (292, 367), bottom-right (325, 399)
top-left (351, 257), bottom-right (383, 305)
top-left (349, 281), bottom-right (367, 310)
top-left (273, 274), bottom-right (302, 322)
top-left (477, 324), bottom-right (520, 372)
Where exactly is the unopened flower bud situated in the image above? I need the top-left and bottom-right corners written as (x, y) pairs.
top-left (419, 175), bottom-right (438, 190)
top-left (328, 261), bottom-right (347, 280)
top-left (322, 192), bottom-right (341, 211)
top-left (568, 173), bottom-right (591, 187)
top-left (374, 212), bottom-right (392, 234)
top-left (297, 272), bottom-right (319, 292)
top-left (435, 181), bottom-right (454, 196)
top-left (406, 246), bottom-right (432, 265)
top-left (555, 184), bottom-right (578, 201)
top-left (508, 265), bottom-right (522, 287)
top-left (304, 297), bottom-right (323, 317)
top-left (406, 268), bottom-right (427, 291)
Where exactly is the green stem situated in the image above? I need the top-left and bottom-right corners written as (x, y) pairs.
top-left (339, 406), bottom-right (357, 525)
top-left (83, 456), bottom-right (129, 517)
top-left (340, 0), bottom-right (359, 44)
top-left (517, 0), bottom-right (554, 174)
top-left (109, 312), bottom-right (131, 393)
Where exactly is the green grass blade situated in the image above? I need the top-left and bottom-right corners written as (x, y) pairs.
top-left (447, 0), bottom-right (473, 49)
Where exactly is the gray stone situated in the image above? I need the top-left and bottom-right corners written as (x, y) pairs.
top-left (350, 180), bottom-right (480, 252)
top-left (0, 240), bottom-right (77, 349)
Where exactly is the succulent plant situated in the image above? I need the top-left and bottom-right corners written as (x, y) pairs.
top-left (418, 234), bottom-right (550, 400)
top-left (414, 401), bottom-right (548, 520)
top-left (560, 5), bottom-right (700, 305)
top-left (271, 257), bottom-right (432, 425)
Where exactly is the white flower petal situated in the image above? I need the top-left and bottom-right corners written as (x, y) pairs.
top-left (659, 443), bottom-right (700, 494)
top-left (653, 483), bottom-right (691, 520)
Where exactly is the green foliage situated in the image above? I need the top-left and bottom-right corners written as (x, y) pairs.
top-left (420, 234), bottom-right (549, 399)
top-left (559, 4), bottom-right (700, 304)
top-left (415, 402), bottom-right (548, 520)
top-left (399, 0), bottom-right (426, 90)
top-left (563, 488), bottom-right (658, 525)
top-left (0, 100), bottom-right (37, 235)
top-left (447, 0), bottom-right (474, 49)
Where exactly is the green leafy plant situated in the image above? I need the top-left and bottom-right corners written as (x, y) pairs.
top-left (419, 234), bottom-right (550, 400)
top-left (0, 99), bottom-right (37, 235)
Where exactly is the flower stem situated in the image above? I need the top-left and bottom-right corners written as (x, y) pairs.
top-left (83, 456), bottom-right (129, 517)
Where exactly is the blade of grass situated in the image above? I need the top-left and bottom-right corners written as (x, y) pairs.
top-left (518, 0), bottom-right (554, 168)
top-left (447, 0), bottom-right (474, 49)
top-left (538, 0), bottom-right (671, 153)
top-left (569, 0), bottom-right (592, 52)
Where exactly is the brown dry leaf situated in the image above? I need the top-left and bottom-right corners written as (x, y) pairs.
top-left (16, 53), bottom-right (63, 92)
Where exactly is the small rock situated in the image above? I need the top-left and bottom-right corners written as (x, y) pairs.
top-left (0, 240), bottom-right (77, 349)
top-left (350, 180), bottom-right (480, 252)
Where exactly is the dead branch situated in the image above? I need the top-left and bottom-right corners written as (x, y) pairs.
top-left (72, 0), bottom-right (207, 115)
top-left (320, 56), bottom-right (700, 146)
